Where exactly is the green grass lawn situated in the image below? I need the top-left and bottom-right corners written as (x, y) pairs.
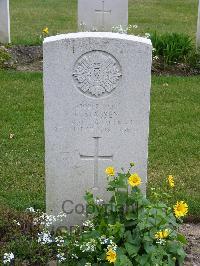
top-left (0, 71), bottom-right (199, 217)
top-left (10, 0), bottom-right (199, 45)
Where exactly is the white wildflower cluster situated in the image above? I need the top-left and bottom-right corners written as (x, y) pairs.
top-left (112, 24), bottom-right (138, 34)
top-left (145, 32), bottom-right (151, 39)
top-left (99, 235), bottom-right (110, 245)
top-left (3, 252), bottom-right (14, 264)
top-left (33, 212), bottom-right (66, 227)
top-left (112, 24), bottom-right (127, 34)
top-left (57, 252), bottom-right (66, 262)
top-left (107, 240), bottom-right (117, 251)
top-left (153, 55), bottom-right (159, 61)
top-left (85, 263), bottom-right (92, 266)
top-left (38, 230), bottom-right (52, 244)
top-left (55, 236), bottom-right (65, 247)
top-left (26, 207), bottom-right (35, 213)
top-left (94, 198), bottom-right (104, 205)
top-left (73, 240), bottom-right (80, 247)
top-left (80, 238), bottom-right (97, 252)
top-left (128, 24), bottom-right (138, 29)
top-left (99, 236), bottom-right (117, 251)
top-left (70, 224), bottom-right (80, 234)
top-left (83, 220), bottom-right (94, 229)
top-left (72, 253), bottom-right (78, 259)
top-left (13, 219), bottom-right (20, 226)
top-left (156, 239), bottom-right (166, 245)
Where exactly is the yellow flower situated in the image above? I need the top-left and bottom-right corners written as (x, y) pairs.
top-left (155, 229), bottom-right (170, 239)
top-left (168, 175), bottom-right (175, 187)
top-left (105, 167), bottom-right (115, 176)
top-left (174, 201), bottom-right (188, 218)
top-left (128, 173), bottom-right (141, 187)
top-left (43, 27), bottom-right (49, 34)
top-left (106, 249), bottom-right (117, 263)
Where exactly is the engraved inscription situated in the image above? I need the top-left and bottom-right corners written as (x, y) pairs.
top-left (73, 51), bottom-right (122, 97)
top-left (72, 103), bottom-right (135, 134)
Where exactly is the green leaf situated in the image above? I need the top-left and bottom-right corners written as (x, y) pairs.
top-left (135, 254), bottom-right (149, 266)
top-left (126, 212), bottom-right (137, 221)
top-left (177, 233), bottom-right (188, 245)
top-left (115, 254), bottom-right (133, 266)
top-left (144, 243), bottom-right (155, 254)
top-left (124, 242), bottom-right (140, 257)
top-left (115, 191), bottom-right (128, 205)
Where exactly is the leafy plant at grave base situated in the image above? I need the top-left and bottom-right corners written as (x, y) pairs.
top-left (35, 27), bottom-right (50, 45)
top-left (0, 207), bottom-right (58, 265)
top-left (0, 164), bottom-right (188, 266)
top-left (0, 47), bottom-right (11, 69)
top-left (150, 32), bottom-right (200, 67)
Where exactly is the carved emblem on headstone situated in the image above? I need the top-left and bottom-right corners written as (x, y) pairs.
top-left (73, 50), bottom-right (122, 97)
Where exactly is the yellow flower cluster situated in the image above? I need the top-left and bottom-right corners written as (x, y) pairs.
top-left (128, 173), bottom-right (141, 187)
top-left (155, 229), bottom-right (170, 239)
top-left (168, 175), bottom-right (175, 187)
top-left (105, 166), bottom-right (115, 176)
top-left (105, 167), bottom-right (142, 188)
top-left (106, 249), bottom-right (117, 263)
top-left (43, 27), bottom-right (49, 34)
top-left (173, 201), bottom-right (188, 218)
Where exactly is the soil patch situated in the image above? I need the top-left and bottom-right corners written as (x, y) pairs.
top-left (1, 45), bottom-right (200, 76)
top-left (181, 223), bottom-right (200, 266)
top-left (4, 45), bottom-right (43, 72)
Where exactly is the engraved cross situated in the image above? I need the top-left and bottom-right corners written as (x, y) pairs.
top-left (80, 137), bottom-right (113, 189)
top-left (95, 1), bottom-right (111, 30)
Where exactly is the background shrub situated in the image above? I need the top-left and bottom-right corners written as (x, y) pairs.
top-left (150, 32), bottom-right (194, 66)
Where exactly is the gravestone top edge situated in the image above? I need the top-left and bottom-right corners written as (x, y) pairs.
top-left (43, 32), bottom-right (152, 47)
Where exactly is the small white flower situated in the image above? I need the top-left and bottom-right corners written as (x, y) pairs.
top-left (33, 212), bottom-right (66, 228)
top-left (153, 55), bottom-right (159, 61)
top-left (156, 239), bottom-right (166, 245)
top-left (107, 242), bottom-right (117, 251)
top-left (72, 253), bottom-right (78, 259)
top-left (13, 220), bottom-right (20, 226)
top-left (38, 230), bottom-right (52, 244)
top-left (55, 236), bottom-right (65, 247)
top-left (83, 220), bottom-right (94, 228)
top-left (3, 252), bottom-right (14, 264)
top-left (132, 24), bottom-right (138, 29)
top-left (145, 33), bottom-right (151, 38)
top-left (85, 263), bottom-right (92, 266)
top-left (99, 235), bottom-right (109, 244)
top-left (26, 207), bottom-right (35, 213)
top-left (94, 198), bottom-right (104, 205)
top-left (57, 252), bottom-right (66, 262)
top-left (80, 239), bottom-right (97, 252)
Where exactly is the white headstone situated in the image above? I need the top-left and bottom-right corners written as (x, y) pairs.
top-left (43, 32), bottom-right (152, 227)
top-left (0, 0), bottom-right (10, 44)
top-left (197, 0), bottom-right (200, 48)
top-left (78, 0), bottom-right (128, 32)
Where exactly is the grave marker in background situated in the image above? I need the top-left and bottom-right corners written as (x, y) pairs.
top-left (197, 0), bottom-right (200, 48)
top-left (43, 32), bottom-right (152, 226)
top-left (78, 0), bottom-right (128, 31)
top-left (0, 0), bottom-right (10, 43)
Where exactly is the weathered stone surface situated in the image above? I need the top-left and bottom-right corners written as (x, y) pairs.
top-left (43, 32), bottom-right (152, 227)
top-left (0, 0), bottom-right (10, 43)
top-left (196, 0), bottom-right (200, 48)
top-left (78, 0), bottom-right (128, 32)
